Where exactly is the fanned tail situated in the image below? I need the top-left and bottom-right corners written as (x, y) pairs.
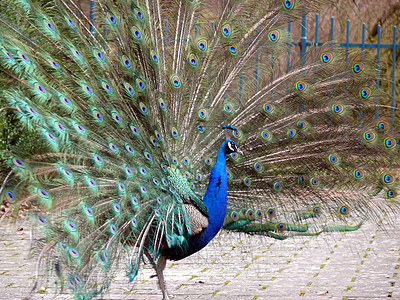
top-left (0, 0), bottom-right (398, 299)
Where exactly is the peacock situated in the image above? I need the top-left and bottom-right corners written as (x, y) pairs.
top-left (0, 0), bottom-right (399, 299)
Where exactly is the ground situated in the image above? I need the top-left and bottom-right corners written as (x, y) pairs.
top-left (0, 216), bottom-right (399, 299)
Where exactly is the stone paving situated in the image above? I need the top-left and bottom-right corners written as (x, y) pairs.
top-left (0, 216), bottom-right (399, 299)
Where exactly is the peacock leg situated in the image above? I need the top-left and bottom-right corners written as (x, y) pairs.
top-left (153, 255), bottom-right (170, 300)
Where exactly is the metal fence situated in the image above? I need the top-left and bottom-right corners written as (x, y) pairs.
top-left (294, 13), bottom-right (399, 122)
top-left (88, 2), bottom-right (399, 121)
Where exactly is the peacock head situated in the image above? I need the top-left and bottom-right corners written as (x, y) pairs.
top-left (223, 139), bottom-right (240, 155)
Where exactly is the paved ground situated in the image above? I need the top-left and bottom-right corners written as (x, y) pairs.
top-left (0, 216), bottom-right (399, 299)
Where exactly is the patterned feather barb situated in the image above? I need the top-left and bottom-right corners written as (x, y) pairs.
top-left (0, 0), bottom-right (398, 299)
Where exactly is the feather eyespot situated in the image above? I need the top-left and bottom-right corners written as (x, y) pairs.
top-left (320, 52), bottom-right (334, 64)
top-left (310, 177), bottom-right (319, 187)
top-left (107, 13), bottom-right (117, 24)
top-left (150, 50), bottom-right (159, 64)
top-left (130, 125), bottom-right (140, 136)
top-left (131, 196), bottom-right (139, 206)
top-left (352, 62), bottom-right (364, 73)
top-left (122, 55), bottom-right (131, 68)
top-left (125, 144), bottom-right (134, 154)
top-left (103, 82), bottom-right (113, 93)
top-left (188, 53), bottom-right (198, 67)
top-left (48, 59), bottom-right (60, 69)
top-left (254, 162), bottom-right (263, 172)
top-left (382, 173), bottom-right (395, 185)
top-left (144, 152), bottom-right (152, 160)
top-left (328, 154), bottom-right (340, 165)
top-left (387, 189), bottom-right (396, 199)
top-left (94, 154), bottom-right (102, 164)
top-left (55, 122), bottom-right (65, 133)
top-left (246, 209), bottom-right (254, 220)
top-left (261, 130), bottom-right (272, 141)
top-left (283, 0), bottom-right (295, 10)
top-left (198, 108), bottom-right (208, 120)
top-left (67, 221), bottom-right (76, 231)
top-left (332, 103), bottom-right (345, 115)
top-left (197, 39), bottom-right (208, 52)
top-left (154, 130), bottom-right (162, 140)
top-left (276, 223), bottom-right (286, 232)
top-left (136, 78), bottom-right (145, 90)
top-left (35, 83), bottom-right (46, 94)
top-left (134, 8), bottom-right (144, 20)
top-left (287, 128), bottom-right (296, 138)
top-left (313, 206), bottom-right (321, 214)
top-left (131, 217), bottom-right (138, 228)
top-left (110, 224), bottom-right (117, 234)
top-left (162, 152), bottom-right (168, 161)
top-left (268, 29), bottom-right (281, 42)
top-left (359, 87), bottom-right (372, 100)
top-left (81, 83), bottom-right (93, 95)
top-left (171, 127), bottom-right (178, 138)
top-left (273, 182), bottom-right (282, 191)
top-left (92, 109), bottom-right (103, 122)
top-left (65, 17), bottom-right (76, 27)
top-left (363, 131), bottom-right (376, 142)
top-left (38, 216), bottom-right (47, 225)
top-left (27, 106), bottom-right (37, 114)
top-left (221, 24), bottom-right (231, 37)
top-left (229, 45), bottom-right (238, 55)
top-left (170, 75), bottom-right (181, 88)
top-left (224, 104), bottom-right (233, 113)
top-left (297, 120), bottom-right (308, 130)
top-left (109, 142), bottom-right (118, 152)
top-left (69, 248), bottom-right (79, 258)
top-left (376, 121), bottom-right (388, 133)
top-left (296, 80), bottom-right (308, 92)
top-left (229, 211), bottom-right (239, 221)
top-left (263, 103), bottom-right (274, 113)
top-left (18, 51), bottom-right (29, 62)
top-left (353, 169), bottom-right (365, 179)
top-left (139, 102), bottom-right (148, 115)
top-left (59, 96), bottom-right (72, 108)
top-left (338, 205), bottom-right (350, 216)
top-left (159, 98), bottom-right (166, 110)
top-left (125, 166), bottom-right (133, 176)
top-left (384, 137), bottom-right (396, 149)
top-left (131, 26), bottom-right (142, 40)
top-left (267, 208), bottom-right (275, 218)
top-left (5, 190), bottom-right (15, 203)
top-left (150, 136), bottom-right (157, 146)
top-left (72, 48), bottom-right (82, 58)
top-left (298, 175), bottom-right (306, 184)
top-left (205, 157), bottom-right (212, 165)
top-left (256, 209), bottom-right (264, 219)
top-left (45, 132), bottom-right (56, 142)
top-left (118, 183), bottom-right (125, 193)
top-left (2, 49), bottom-right (13, 60)
top-left (124, 83), bottom-right (135, 95)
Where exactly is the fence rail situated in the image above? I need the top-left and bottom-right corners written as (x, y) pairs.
top-left (88, 2), bottom-right (399, 121)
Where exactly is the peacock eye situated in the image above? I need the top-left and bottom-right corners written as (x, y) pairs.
top-left (227, 141), bottom-right (237, 152)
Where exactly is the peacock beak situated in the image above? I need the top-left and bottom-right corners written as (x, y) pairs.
top-left (236, 148), bottom-right (244, 155)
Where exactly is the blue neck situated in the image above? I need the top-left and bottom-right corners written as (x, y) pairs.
top-left (184, 141), bottom-right (229, 257)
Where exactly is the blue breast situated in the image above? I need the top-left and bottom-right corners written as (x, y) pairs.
top-left (173, 141), bottom-right (229, 259)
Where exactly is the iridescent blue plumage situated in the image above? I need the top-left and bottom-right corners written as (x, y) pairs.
top-left (167, 139), bottom-right (236, 261)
